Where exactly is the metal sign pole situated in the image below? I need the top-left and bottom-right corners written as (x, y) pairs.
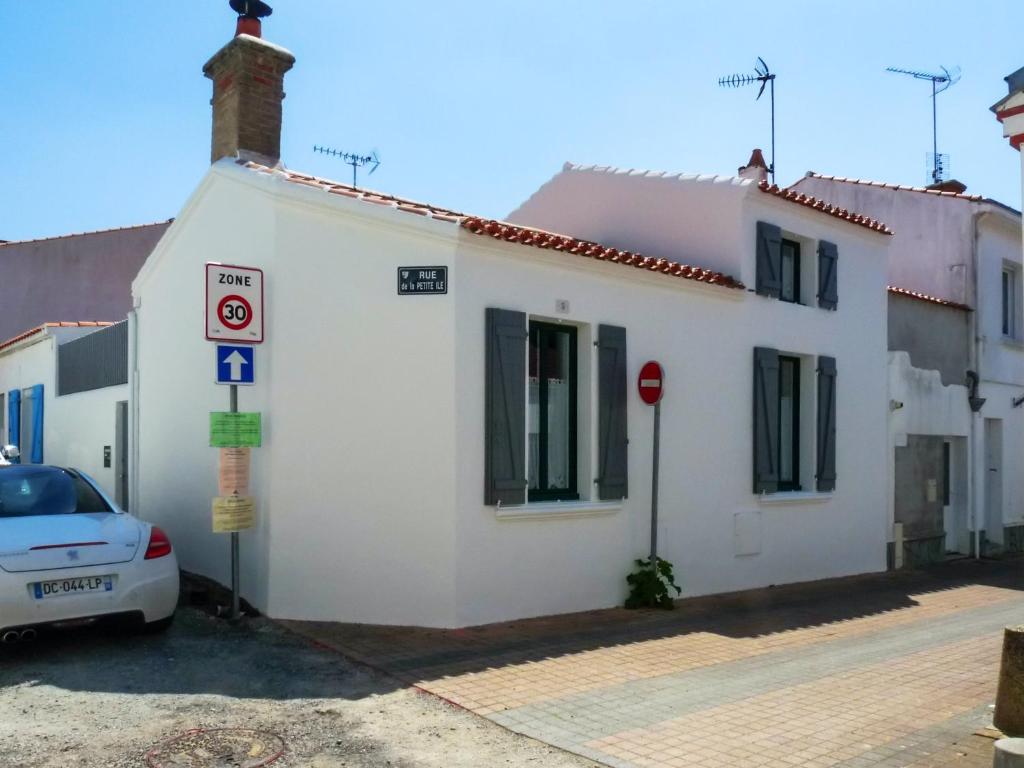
top-left (651, 400), bottom-right (661, 562)
top-left (230, 383), bottom-right (240, 621)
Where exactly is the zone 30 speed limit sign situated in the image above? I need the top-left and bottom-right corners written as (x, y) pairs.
top-left (206, 263), bottom-right (264, 343)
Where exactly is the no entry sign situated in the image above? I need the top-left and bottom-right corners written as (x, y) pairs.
top-left (638, 361), bottom-right (664, 405)
top-left (206, 263), bottom-right (264, 343)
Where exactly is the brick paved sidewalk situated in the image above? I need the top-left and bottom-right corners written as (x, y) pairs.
top-left (286, 559), bottom-right (1023, 768)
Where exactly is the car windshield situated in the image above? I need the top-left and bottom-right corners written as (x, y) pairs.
top-left (0, 466), bottom-right (110, 518)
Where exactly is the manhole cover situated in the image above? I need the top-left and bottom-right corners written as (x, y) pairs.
top-left (145, 728), bottom-right (285, 768)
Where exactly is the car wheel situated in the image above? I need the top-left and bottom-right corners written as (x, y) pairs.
top-left (140, 614), bottom-right (175, 634)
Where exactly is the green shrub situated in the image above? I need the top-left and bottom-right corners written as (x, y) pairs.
top-left (625, 556), bottom-right (681, 609)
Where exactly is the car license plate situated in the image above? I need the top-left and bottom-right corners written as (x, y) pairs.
top-left (33, 576), bottom-right (113, 599)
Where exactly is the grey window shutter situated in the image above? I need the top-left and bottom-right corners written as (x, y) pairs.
top-left (485, 308), bottom-right (527, 505)
top-left (816, 356), bottom-right (837, 492)
top-left (755, 221), bottom-right (782, 298)
top-left (817, 240), bottom-right (839, 310)
top-left (753, 347), bottom-right (779, 494)
top-left (597, 324), bottom-right (628, 500)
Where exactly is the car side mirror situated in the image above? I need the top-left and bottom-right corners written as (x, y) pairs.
top-left (1, 445), bottom-right (20, 460)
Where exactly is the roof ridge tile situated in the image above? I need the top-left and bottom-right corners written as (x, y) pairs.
top-left (887, 285), bottom-right (971, 311)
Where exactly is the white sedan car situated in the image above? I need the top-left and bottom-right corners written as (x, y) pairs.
top-left (0, 464), bottom-right (178, 644)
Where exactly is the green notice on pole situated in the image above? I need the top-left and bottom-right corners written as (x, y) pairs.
top-left (210, 412), bottom-right (262, 448)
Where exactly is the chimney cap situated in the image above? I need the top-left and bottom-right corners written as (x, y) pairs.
top-left (229, 0), bottom-right (272, 19)
top-left (742, 148), bottom-right (768, 171)
top-left (925, 179), bottom-right (968, 194)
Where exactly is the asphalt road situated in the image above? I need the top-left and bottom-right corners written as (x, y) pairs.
top-left (0, 608), bottom-right (596, 768)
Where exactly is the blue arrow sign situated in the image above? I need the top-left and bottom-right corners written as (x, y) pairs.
top-left (216, 344), bottom-right (254, 386)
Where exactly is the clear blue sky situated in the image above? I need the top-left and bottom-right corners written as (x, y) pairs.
top-left (2, 1), bottom-right (1022, 242)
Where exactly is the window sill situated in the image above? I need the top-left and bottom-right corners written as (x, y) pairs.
top-left (756, 491), bottom-right (833, 506)
top-left (496, 500), bottom-right (622, 520)
top-left (1001, 335), bottom-right (1024, 349)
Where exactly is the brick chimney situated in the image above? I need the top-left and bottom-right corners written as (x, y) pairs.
top-left (202, 8), bottom-right (295, 167)
top-left (737, 149), bottom-right (769, 183)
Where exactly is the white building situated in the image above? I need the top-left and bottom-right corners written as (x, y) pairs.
top-left (0, 322), bottom-right (130, 504)
top-left (127, 23), bottom-right (894, 628)
top-left (791, 173), bottom-right (1024, 561)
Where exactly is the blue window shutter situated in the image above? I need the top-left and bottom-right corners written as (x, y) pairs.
top-left (30, 384), bottom-right (44, 464)
top-left (597, 324), bottom-right (628, 500)
top-left (7, 389), bottom-right (20, 462)
top-left (753, 347), bottom-right (779, 494)
top-left (817, 240), bottom-right (839, 310)
top-left (485, 308), bottom-right (527, 505)
top-left (816, 357), bottom-right (837, 491)
top-left (756, 221), bottom-right (782, 298)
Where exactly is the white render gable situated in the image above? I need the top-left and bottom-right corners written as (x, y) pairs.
top-left (130, 159), bottom-right (892, 628)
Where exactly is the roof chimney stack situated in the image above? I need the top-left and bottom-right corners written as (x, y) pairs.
top-left (203, 1), bottom-right (295, 166)
top-left (738, 149), bottom-right (769, 183)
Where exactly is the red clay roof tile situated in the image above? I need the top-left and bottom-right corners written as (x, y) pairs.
top-left (460, 217), bottom-right (744, 288)
top-left (759, 182), bottom-right (894, 235)
top-left (243, 161), bottom-right (745, 291)
top-left (0, 222), bottom-right (173, 248)
top-left (801, 172), bottom-right (985, 202)
top-left (0, 322), bottom-right (116, 353)
top-left (887, 286), bottom-right (971, 311)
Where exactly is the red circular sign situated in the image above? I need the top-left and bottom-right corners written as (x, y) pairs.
top-left (217, 294), bottom-right (253, 331)
top-left (638, 361), bottom-right (664, 405)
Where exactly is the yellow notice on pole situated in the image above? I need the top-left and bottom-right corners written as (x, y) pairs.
top-left (212, 495), bottom-right (256, 533)
top-left (219, 448), bottom-right (251, 496)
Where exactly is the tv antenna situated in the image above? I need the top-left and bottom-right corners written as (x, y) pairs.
top-left (313, 145), bottom-right (381, 188)
top-left (886, 65), bottom-right (961, 185)
top-left (719, 57), bottom-right (776, 183)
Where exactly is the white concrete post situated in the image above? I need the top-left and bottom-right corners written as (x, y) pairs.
top-left (994, 738), bottom-right (1024, 767)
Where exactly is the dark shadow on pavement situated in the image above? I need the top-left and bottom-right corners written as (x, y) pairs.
top-left (282, 557), bottom-right (1024, 684)
top-left (0, 607), bottom-right (405, 701)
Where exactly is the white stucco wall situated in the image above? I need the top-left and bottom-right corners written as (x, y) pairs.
top-left (133, 160), bottom-right (890, 628)
top-left (452, 192), bottom-right (890, 627)
top-left (886, 351), bottom-right (972, 552)
top-left (0, 329), bottom-right (128, 499)
top-left (791, 177), bottom-right (981, 306)
top-left (793, 177), bottom-right (1024, 544)
top-left (888, 352), bottom-right (971, 444)
top-left (506, 165), bottom-right (750, 281)
top-left (978, 213), bottom-right (1024, 384)
top-left (133, 163), bottom-right (459, 627)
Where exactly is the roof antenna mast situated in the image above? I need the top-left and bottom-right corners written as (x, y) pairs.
top-left (886, 65), bottom-right (961, 185)
top-left (719, 57), bottom-right (776, 184)
top-left (312, 146), bottom-right (381, 189)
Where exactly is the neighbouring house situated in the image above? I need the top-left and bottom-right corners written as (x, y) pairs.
top-left (0, 223), bottom-right (170, 343)
top-left (790, 173), bottom-right (1024, 562)
top-left (0, 198), bottom-right (169, 505)
top-left (993, 64), bottom-right (1024, 180)
top-left (0, 322), bottom-right (131, 505)
top-left (127, 17), bottom-right (893, 628)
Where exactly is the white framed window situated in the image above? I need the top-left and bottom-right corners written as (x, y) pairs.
top-left (485, 310), bottom-right (620, 509)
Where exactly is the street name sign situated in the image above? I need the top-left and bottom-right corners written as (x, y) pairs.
top-left (212, 495), bottom-right (256, 533)
top-left (210, 412), bottom-right (262, 448)
top-left (397, 266), bottom-right (447, 295)
top-left (215, 344), bottom-right (255, 385)
top-left (206, 263), bottom-right (264, 343)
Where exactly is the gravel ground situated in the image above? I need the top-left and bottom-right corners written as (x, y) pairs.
top-left (0, 608), bottom-right (596, 768)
